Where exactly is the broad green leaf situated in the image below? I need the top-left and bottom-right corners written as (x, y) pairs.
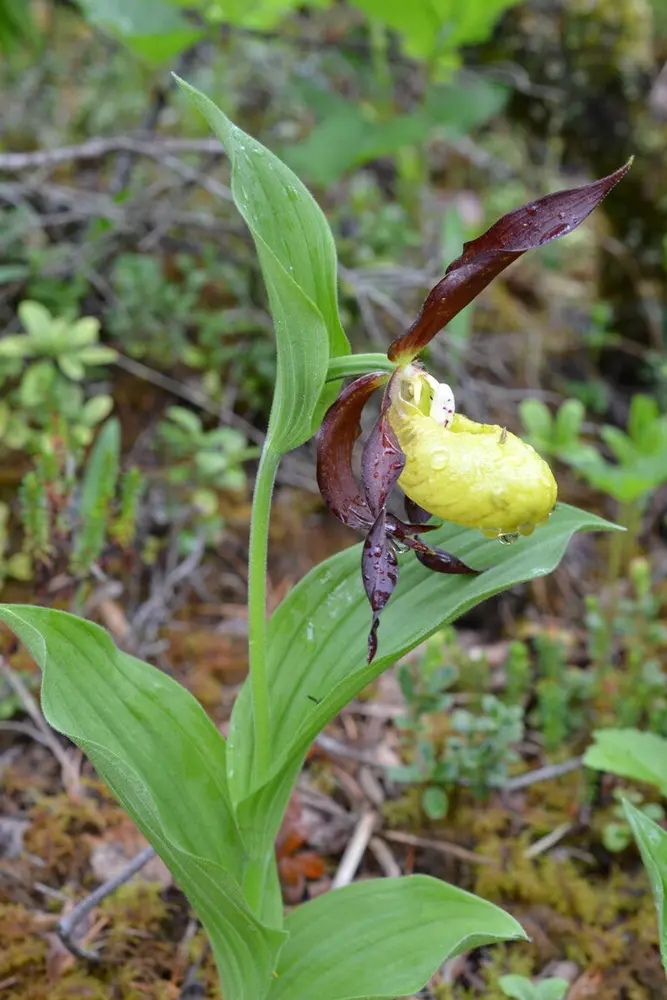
top-left (623, 800), bottom-right (667, 971)
top-left (348, 0), bottom-right (522, 62)
top-left (199, 0), bottom-right (328, 29)
top-left (584, 728), bottom-right (667, 796)
top-left (77, 0), bottom-right (202, 64)
top-left (229, 505), bottom-right (618, 850)
top-left (285, 78), bottom-right (505, 188)
top-left (0, 606), bottom-right (285, 1000)
top-left (268, 875), bottom-right (526, 1000)
top-left (175, 78), bottom-right (349, 452)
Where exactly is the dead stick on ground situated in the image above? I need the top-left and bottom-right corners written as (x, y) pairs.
top-left (384, 830), bottom-right (497, 867)
top-left (0, 657), bottom-right (81, 797)
top-left (58, 845), bottom-right (157, 962)
top-left (332, 811), bottom-right (378, 888)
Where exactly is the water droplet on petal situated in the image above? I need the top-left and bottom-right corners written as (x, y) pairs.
top-left (498, 532), bottom-right (520, 545)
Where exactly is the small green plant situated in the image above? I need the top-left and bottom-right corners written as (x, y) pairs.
top-left (158, 406), bottom-right (258, 492)
top-left (393, 635), bottom-right (524, 813)
top-left (0, 300), bottom-right (116, 450)
top-left (498, 973), bottom-right (568, 1000)
top-left (18, 418), bottom-right (143, 591)
top-left (518, 397), bottom-right (596, 466)
top-left (584, 558), bottom-right (667, 731)
top-left (0, 501), bottom-right (31, 585)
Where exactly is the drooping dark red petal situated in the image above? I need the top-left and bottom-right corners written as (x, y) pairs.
top-left (316, 372), bottom-right (389, 531)
top-left (362, 510), bottom-right (399, 663)
top-left (388, 159), bottom-right (633, 363)
top-left (401, 535), bottom-right (479, 576)
top-left (404, 496), bottom-right (432, 525)
top-left (386, 513), bottom-right (438, 537)
top-left (361, 409), bottom-right (406, 517)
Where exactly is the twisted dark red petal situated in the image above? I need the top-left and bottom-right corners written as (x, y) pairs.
top-left (316, 372), bottom-right (389, 531)
top-left (362, 510), bottom-right (399, 663)
top-left (401, 535), bottom-right (479, 576)
top-left (388, 159), bottom-right (633, 363)
top-left (404, 496), bottom-right (432, 525)
top-left (361, 409), bottom-right (406, 518)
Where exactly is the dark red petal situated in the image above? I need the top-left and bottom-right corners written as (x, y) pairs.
top-left (362, 511), bottom-right (399, 663)
top-left (361, 410), bottom-right (406, 517)
top-left (404, 496), bottom-right (432, 525)
top-left (316, 372), bottom-right (389, 531)
top-left (388, 159), bottom-right (633, 363)
top-left (402, 535), bottom-right (479, 575)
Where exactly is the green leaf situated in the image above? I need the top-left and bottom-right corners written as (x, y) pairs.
top-left (77, 0), bottom-right (202, 64)
top-left (58, 353), bottom-right (86, 381)
top-left (175, 77), bottom-right (349, 453)
top-left (71, 419), bottom-right (121, 571)
top-left (498, 975), bottom-right (536, 1000)
top-left (0, 0), bottom-right (37, 50)
top-left (519, 398), bottom-right (552, 443)
top-left (81, 395), bottom-right (114, 427)
top-left (19, 360), bottom-right (55, 408)
top-left (69, 317), bottom-right (102, 348)
top-left (77, 345), bottom-right (119, 366)
top-left (348, 0), bottom-right (522, 63)
top-left (0, 334), bottom-right (32, 359)
top-left (229, 505), bottom-right (618, 850)
top-left (536, 981), bottom-right (570, 1000)
top-left (269, 875), bottom-right (526, 1000)
top-left (623, 800), bottom-right (667, 972)
top-left (17, 300), bottom-right (53, 339)
top-left (285, 78), bottom-right (506, 188)
top-left (164, 405), bottom-right (203, 435)
top-left (0, 606), bottom-right (285, 1000)
top-left (554, 398), bottom-right (585, 445)
top-left (422, 785), bottom-right (449, 819)
top-left (583, 728), bottom-right (667, 796)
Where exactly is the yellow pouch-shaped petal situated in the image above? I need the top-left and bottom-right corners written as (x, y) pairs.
top-left (389, 407), bottom-right (557, 539)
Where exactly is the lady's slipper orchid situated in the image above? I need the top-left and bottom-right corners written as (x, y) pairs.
top-left (317, 161), bottom-right (631, 662)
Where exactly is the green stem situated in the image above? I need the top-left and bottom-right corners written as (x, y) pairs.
top-left (325, 353), bottom-right (396, 382)
top-left (247, 444), bottom-right (280, 782)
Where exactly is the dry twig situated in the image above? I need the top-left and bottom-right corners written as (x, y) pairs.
top-left (58, 845), bottom-right (157, 962)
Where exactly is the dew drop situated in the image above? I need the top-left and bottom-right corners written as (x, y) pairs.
top-left (526, 205), bottom-right (538, 216)
top-left (497, 532), bottom-right (520, 545)
top-left (430, 453), bottom-right (448, 471)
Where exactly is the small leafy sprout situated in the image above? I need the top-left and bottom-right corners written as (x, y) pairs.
top-left (317, 162), bottom-right (632, 662)
top-left (498, 973), bottom-right (569, 1000)
top-left (0, 300), bottom-right (116, 450)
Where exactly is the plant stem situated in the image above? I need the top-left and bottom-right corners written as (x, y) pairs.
top-left (247, 444), bottom-right (280, 781)
top-left (325, 353), bottom-right (396, 382)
